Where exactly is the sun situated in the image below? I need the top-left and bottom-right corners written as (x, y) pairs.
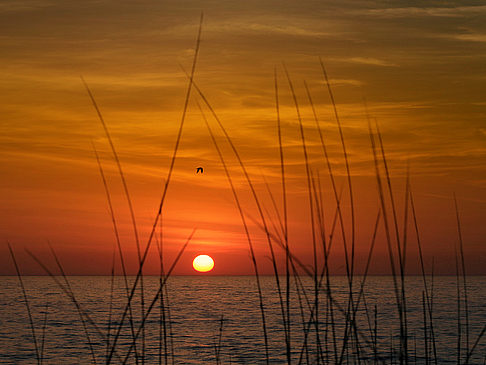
top-left (192, 254), bottom-right (215, 273)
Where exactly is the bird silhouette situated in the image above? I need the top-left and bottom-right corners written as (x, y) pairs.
top-left (196, 167), bottom-right (203, 174)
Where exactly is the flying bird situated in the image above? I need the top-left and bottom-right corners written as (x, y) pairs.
top-left (196, 167), bottom-right (203, 174)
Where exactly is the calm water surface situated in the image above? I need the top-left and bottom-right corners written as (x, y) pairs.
top-left (0, 276), bottom-right (485, 364)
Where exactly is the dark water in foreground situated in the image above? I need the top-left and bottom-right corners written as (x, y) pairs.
top-left (0, 276), bottom-right (485, 364)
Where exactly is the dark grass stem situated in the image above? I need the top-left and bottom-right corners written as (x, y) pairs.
top-left (82, 76), bottom-right (147, 363)
top-left (430, 261), bottom-right (437, 364)
top-left (188, 72), bottom-right (288, 362)
top-left (105, 14), bottom-right (204, 362)
top-left (39, 300), bottom-right (49, 364)
top-left (215, 314), bottom-right (224, 365)
top-left (310, 171), bottom-right (330, 363)
top-left (199, 104), bottom-right (270, 364)
top-left (294, 272), bottom-right (311, 364)
top-left (120, 229), bottom-right (196, 363)
top-left (25, 250), bottom-right (119, 359)
top-left (283, 66), bottom-right (320, 363)
top-left (106, 247), bottom-right (116, 362)
top-left (155, 231), bottom-right (169, 365)
top-left (261, 174), bottom-right (286, 243)
top-left (409, 189), bottom-right (438, 364)
top-left (423, 292), bottom-right (429, 365)
top-left (455, 249), bottom-right (462, 364)
top-left (304, 74), bottom-right (350, 364)
top-left (402, 163), bottom-right (410, 274)
top-left (319, 58), bottom-right (355, 280)
top-left (374, 305), bottom-right (378, 364)
top-left (318, 62), bottom-right (360, 363)
top-left (297, 204), bottom-right (384, 363)
top-left (466, 324), bottom-right (486, 363)
top-left (375, 121), bottom-right (408, 363)
top-left (275, 68), bottom-right (292, 365)
top-left (7, 242), bottom-right (41, 365)
top-left (92, 142), bottom-right (140, 363)
top-left (368, 122), bottom-right (402, 309)
top-left (165, 282), bottom-right (176, 365)
top-left (454, 194), bottom-right (470, 362)
top-left (80, 82), bottom-right (142, 265)
top-left (368, 120), bottom-right (405, 364)
top-left (47, 243), bottom-right (97, 364)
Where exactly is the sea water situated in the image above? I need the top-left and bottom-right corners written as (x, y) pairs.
top-left (0, 276), bottom-right (485, 364)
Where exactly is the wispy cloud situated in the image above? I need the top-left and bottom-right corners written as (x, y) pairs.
top-left (340, 57), bottom-right (398, 67)
top-left (182, 19), bottom-right (334, 38)
top-left (364, 5), bottom-right (486, 18)
top-left (243, 23), bottom-right (328, 37)
top-left (0, 0), bottom-right (52, 13)
top-left (156, 11), bottom-right (345, 40)
top-left (451, 33), bottom-right (486, 42)
top-left (324, 78), bottom-right (364, 86)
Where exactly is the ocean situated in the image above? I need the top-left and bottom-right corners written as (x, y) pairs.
top-left (0, 276), bottom-right (484, 364)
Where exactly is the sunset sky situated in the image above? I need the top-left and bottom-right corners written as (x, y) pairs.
top-left (1, 0), bottom-right (485, 275)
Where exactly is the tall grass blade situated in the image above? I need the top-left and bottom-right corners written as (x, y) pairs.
top-left (215, 314), bottom-right (224, 365)
top-left (106, 15), bottom-right (204, 362)
top-left (368, 119), bottom-right (403, 362)
top-left (7, 242), bottom-right (40, 364)
top-left (283, 65), bottom-right (320, 363)
top-left (47, 242), bottom-right (97, 364)
top-left (81, 76), bottom-right (147, 363)
top-left (120, 229), bottom-right (196, 363)
top-left (106, 246), bottom-right (116, 362)
top-left (455, 247), bottom-right (462, 364)
top-left (319, 58), bottom-right (355, 279)
top-left (92, 142), bottom-right (139, 363)
top-left (200, 104), bottom-right (270, 363)
top-left (409, 188), bottom-right (438, 364)
top-left (375, 120), bottom-right (408, 363)
top-left (454, 194), bottom-right (470, 363)
top-left (274, 67), bottom-right (292, 364)
top-left (39, 300), bottom-right (49, 364)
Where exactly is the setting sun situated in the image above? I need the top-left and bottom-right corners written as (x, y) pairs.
top-left (192, 255), bottom-right (215, 273)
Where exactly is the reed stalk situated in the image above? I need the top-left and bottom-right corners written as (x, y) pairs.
top-left (7, 242), bottom-right (40, 364)
top-left (454, 194), bottom-right (470, 363)
top-left (92, 142), bottom-right (139, 362)
top-left (200, 104), bottom-right (270, 363)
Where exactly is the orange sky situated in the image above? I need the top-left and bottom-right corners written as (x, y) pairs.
top-left (1, 1), bottom-right (485, 275)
